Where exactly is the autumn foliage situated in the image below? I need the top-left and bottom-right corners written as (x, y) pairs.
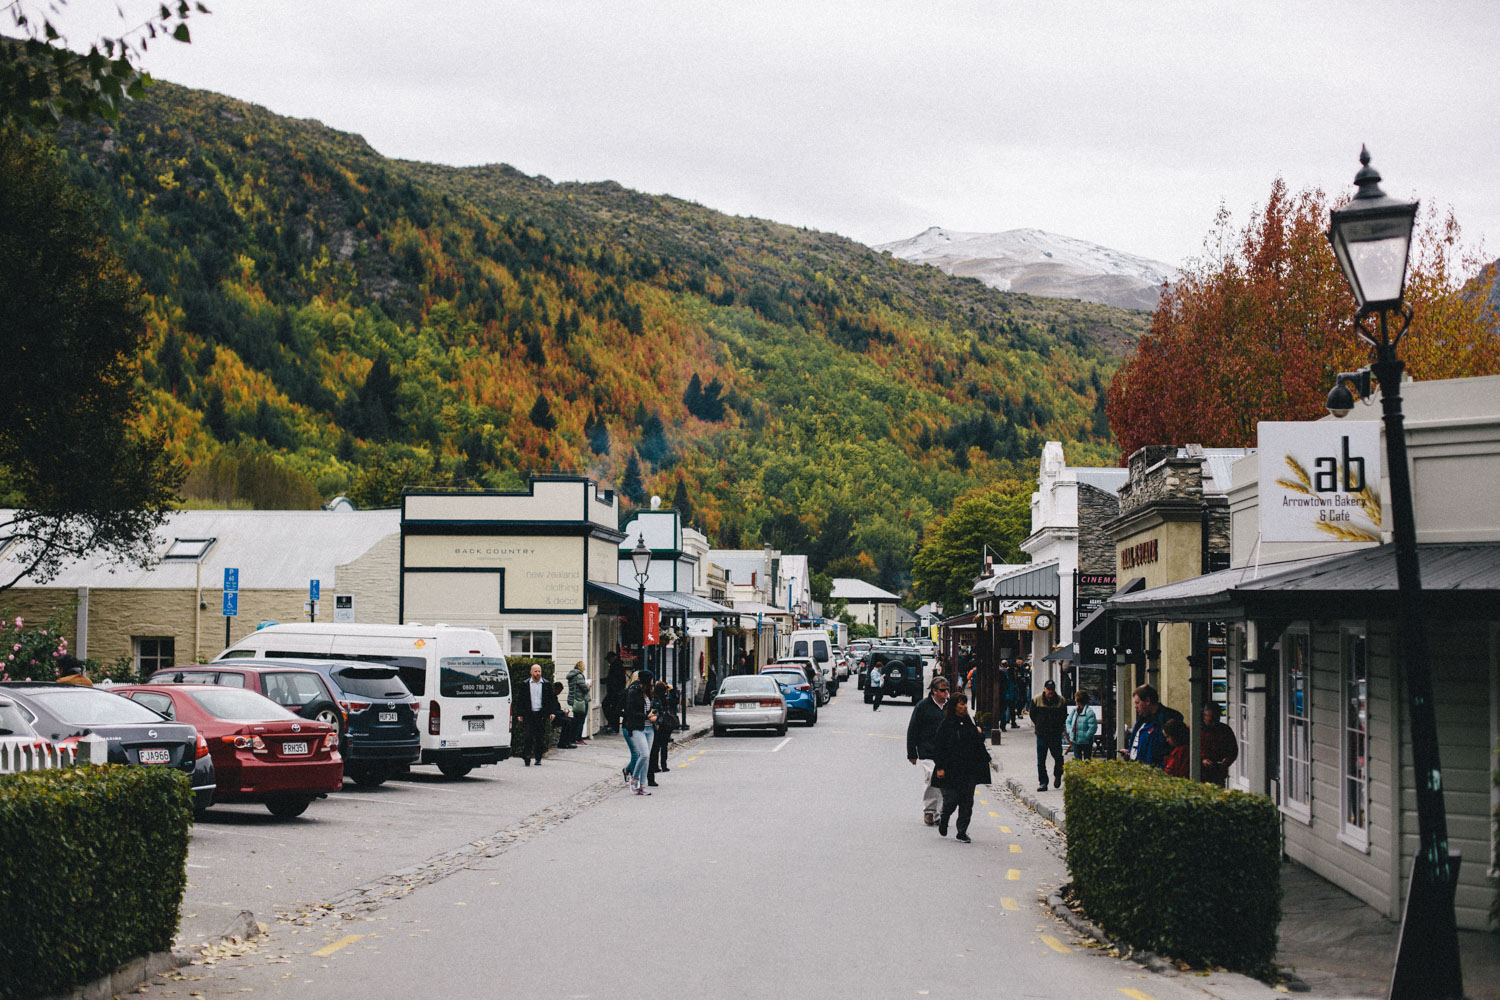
top-left (1108, 179), bottom-right (1500, 459)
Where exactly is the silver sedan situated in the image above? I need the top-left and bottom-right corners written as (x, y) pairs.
top-left (711, 675), bottom-right (788, 737)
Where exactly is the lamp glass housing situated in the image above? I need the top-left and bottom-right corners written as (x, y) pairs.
top-left (630, 535), bottom-right (652, 580)
top-left (1327, 202), bottom-right (1417, 313)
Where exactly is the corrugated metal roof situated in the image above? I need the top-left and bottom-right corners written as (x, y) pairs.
top-left (1107, 543), bottom-right (1500, 622)
top-left (1073, 468), bottom-right (1129, 494)
top-left (0, 508), bottom-right (399, 590)
top-left (974, 560), bottom-right (1060, 598)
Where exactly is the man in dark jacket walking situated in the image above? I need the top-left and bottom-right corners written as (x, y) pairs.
top-left (514, 663), bottom-right (561, 766)
top-left (1031, 679), bottom-right (1068, 791)
top-left (905, 676), bottom-right (951, 825)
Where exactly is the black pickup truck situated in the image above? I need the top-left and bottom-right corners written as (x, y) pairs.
top-left (862, 646), bottom-right (927, 704)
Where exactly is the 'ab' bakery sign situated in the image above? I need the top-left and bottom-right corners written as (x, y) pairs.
top-left (1258, 421), bottom-right (1382, 543)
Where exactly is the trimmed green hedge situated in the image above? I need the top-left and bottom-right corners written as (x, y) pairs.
top-left (1063, 760), bottom-right (1281, 974)
top-left (0, 765), bottom-right (193, 1000)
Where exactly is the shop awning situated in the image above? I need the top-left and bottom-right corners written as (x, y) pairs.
top-left (1042, 644), bottom-right (1075, 662)
top-left (585, 582), bottom-right (736, 618)
top-left (1106, 542), bottom-right (1500, 623)
top-left (1071, 577), bottom-right (1144, 665)
top-left (974, 560), bottom-right (1060, 599)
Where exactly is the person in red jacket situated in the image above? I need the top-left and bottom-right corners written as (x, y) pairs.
top-left (1163, 716), bottom-right (1191, 778)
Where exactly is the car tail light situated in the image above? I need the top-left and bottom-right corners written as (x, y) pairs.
top-left (713, 699), bottom-right (733, 710)
top-left (339, 699), bottom-right (372, 713)
top-left (195, 734), bottom-right (209, 759)
top-left (324, 732), bottom-right (339, 750)
top-left (229, 735), bottom-right (268, 752)
top-left (428, 700), bottom-right (441, 735)
top-left (758, 699), bottom-right (781, 708)
top-left (796, 684), bottom-right (810, 692)
top-left (408, 700), bottom-right (421, 713)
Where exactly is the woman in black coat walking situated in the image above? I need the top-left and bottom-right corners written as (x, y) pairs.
top-left (932, 692), bottom-right (991, 843)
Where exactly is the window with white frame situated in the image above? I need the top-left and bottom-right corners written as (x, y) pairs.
top-left (1341, 628), bottom-right (1370, 848)
top-left (1282, 630), bottom-right (1312, 822)
top-left (509, 630), bottom-right (553, 660)
top-left (134, 637), bottom-right (176, 678)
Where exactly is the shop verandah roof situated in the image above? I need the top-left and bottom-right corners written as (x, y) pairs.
top-left (1105, 542), bottom-right (1500, 623)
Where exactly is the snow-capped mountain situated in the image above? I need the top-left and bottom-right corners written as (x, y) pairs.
top-left (875, 227), bottom-right (1175, 312)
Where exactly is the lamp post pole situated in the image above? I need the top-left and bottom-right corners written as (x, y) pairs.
top-left (1326, 148), bottom-right (1463, 1000)
top-left (630, 534), bottom-right (652, 679)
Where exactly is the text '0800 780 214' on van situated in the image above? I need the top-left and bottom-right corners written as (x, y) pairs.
top-left (217, 623), bottom-right (512, 778)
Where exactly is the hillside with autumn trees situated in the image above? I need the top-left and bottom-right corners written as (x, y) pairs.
top-left (32, 77), bottom-right (1149, 591)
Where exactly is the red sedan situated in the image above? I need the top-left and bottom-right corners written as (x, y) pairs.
top-left (114, 684), bottom-right (342, 817)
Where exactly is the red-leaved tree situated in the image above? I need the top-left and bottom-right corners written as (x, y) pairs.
top-left (1108, 179), bottom-right (1500, 459)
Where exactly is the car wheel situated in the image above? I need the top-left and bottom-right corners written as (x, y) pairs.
top-left (713, 724), bottom-right (726, 737)
top-left (807, 710), bottom-right (817, 727)
top-left (265, 795), bottom-right (312, 818)
top-left (775, 724), bottom-right (788, 736)
top-left (310, 703), bottom-right (341, 726)
top-left (864, 689), bottom-right (873, 703)
top-left (349, 764), bottom-right (387, 787)
top-left (437, 762), bottom-right (473, 779)
top-left (193, 791), bottom-right (214, 818)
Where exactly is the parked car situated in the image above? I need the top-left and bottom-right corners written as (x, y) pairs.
top-left (760, 666), bottom-right (817, 725)
top-left (0, 693), bottom-right (51, 762)
top-left (0, 683), bottom-right (213, 808)
top-left (862, 646), bottom-right (926, 704)
top-left (214, 659), bottom-right (420, 786)
top-left (712, 675), bottom-right (788, 737)
top-left (830, 647), bottom-right (851, 681)
top-left (771, 657), bottom-right (828, 705)
top-left (148, 663), bottom-right (342, 727)
top-left (114, 684), bottom-right (342, 818)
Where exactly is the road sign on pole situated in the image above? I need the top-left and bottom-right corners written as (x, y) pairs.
top-left (224, 568), bottom-right (239, 592)
top-left (309, 579), bottom-right (320, 601)
top-left (222, 591), bottom-right (238, 616)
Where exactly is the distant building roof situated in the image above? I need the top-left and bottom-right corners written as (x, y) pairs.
top-left (0, 508), bottom-right (400, 590)
top-left (1073, 467), bottom-right (1129, 494)
top-left (831, 578), bottom-right (901, 602)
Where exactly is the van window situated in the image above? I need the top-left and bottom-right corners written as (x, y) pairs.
top-left (440, 657), bottom-right (510, 698)
top-left (812, 640), bottom-right (829, 662)
top-left (220, 650), bottom-right (256, 659)
top-left (792, 641), bottom-right (809, 658)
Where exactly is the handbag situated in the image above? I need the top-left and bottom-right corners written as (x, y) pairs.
top-left (572, 698), bottom-right (587, 716)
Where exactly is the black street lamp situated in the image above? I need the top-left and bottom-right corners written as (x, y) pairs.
top-left (630, 534), bottom-right (652, 674)
top-left (1326, 147), bottom-right (1464, 1000)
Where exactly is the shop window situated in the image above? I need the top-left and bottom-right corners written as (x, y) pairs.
top-left (1230, 653), bottom-right (1250, 791)
top-left (509, 630), bottom-right (554, 661)
top-left (1281, 629), bottom-right (1312, 823)
top-left (1340, 628), bottom-right (1370, 850)
top-left (134, 637), bottom-right (176, 678)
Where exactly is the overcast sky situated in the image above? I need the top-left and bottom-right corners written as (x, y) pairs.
top-left (42, 1), bottom-right (1500, 267)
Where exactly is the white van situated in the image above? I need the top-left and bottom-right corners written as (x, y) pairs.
top-left (216, 623), bottom-right (511, 778)
top-left (786, 628), bottom-right (837, 693)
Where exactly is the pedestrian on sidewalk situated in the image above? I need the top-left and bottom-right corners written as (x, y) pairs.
top-left (868, 659), bottom-right (884, 711)
top-left (1120, 683), bottom-right (1183, 767)
top-left (997, 661), bottom-right (1014, 728)
top-left (647, 680), bottom-right (676, 785)
top-left (1163, 716), bottom-right (1191, 778)
top-left (552, 681), bottom-right (577, 748)
top-left (1199, 702), bottom-right (1238, 786)
top-left (1065, 689), bottom-right (1097, 760)
top-left (932, 692), bottom-right (991, 843)
top-left (621, 669), bottom-right (655, 794)
top-left (566, 660), bottom-right (591, 745)
top-left (906, 675), bottom-right (950, 825)
top-left (515, 663), bottom-right (560, 766)
top-left (603, 650), bottom-right (626, 733)
top-left (1031, 679), bottom-right (1067, 791)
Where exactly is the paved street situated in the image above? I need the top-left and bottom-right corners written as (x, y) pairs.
top-left (148, 691), bottom-right (1273, 1000)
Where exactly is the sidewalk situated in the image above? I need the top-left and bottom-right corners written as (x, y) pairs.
top-left (988, 727), bottom-right (1500, 998)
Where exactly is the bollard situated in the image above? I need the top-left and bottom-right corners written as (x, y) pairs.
top-left (76, 733), bottom-right (109, 765)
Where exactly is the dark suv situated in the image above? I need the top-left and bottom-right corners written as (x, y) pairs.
top-left (862, 646), bottom-right (926, 704)
top-left (262, 659), bottom-right (421, 787)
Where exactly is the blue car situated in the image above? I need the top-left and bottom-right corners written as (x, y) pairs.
top-left (760, 668), bottom-right (817, 726)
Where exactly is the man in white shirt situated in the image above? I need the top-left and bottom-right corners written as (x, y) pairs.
top-left (514, 663), bottom-right (560, 766)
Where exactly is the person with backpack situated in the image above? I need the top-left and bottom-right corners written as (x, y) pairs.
top-left (565, 660), bottom-right (591, 745)
top-left (1065, 689), bottom-right (1098, 760)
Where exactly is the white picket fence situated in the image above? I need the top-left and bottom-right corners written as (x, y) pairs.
top-left (0, 734), bottom-right (108, 774)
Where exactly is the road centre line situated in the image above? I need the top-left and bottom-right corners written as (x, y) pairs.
top-left (1000, 897), bottom-right (1020, 911)
top-left (311, 934), bottom-right (364, 957)
top-left (869, 733), bottom-right (902, 739)
top-left (1039, 935), bottom-right (1071, 954)
top-left (989, 811), bottom-right (1000, 818)
top-left (999, 825), bottom-right (1011, 834)
top-left (1010, 844), bottom-right (1022, 853)
top-left (1119, 990), bottom-right (1156, 1000)
top-left (1007, 869), bottom-right (1021, 880)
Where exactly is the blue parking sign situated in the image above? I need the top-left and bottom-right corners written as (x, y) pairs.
top-left (310, 579), bottom-right (321, 601)
top-left (224, 567), bottom-right (239, 592)
top-left (222, 591), bottom-right (238, 616)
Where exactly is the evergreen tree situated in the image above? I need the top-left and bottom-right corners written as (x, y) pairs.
top-left (529, 391), bottom-right (557, 431)
top-left (671, 477), bottom-right (694, 527)
top-left (682, 373), bottom-right (703, 416)
top-left (701, 376), bottom-right (726, 421)
top-left (621, 452), bottom-right (645, 505)
top-left (588, 417), bottom-right (611, 456)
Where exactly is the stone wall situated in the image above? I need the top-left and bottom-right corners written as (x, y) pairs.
top-left (1117, 445), bottom-right (1205, 514)
top-left (1077, 483), bottom-right (1121, 575)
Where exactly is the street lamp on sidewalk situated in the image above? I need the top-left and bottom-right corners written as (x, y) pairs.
top-left (1325, 147), bottom-right (1463, 1000)
top-left (630, 534), bottom-right (652, 675)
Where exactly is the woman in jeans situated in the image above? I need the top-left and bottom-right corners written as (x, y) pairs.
top-left (621, 669), bottom-right (656, 794)
top-left (647, 680), bottom-right (677, 785)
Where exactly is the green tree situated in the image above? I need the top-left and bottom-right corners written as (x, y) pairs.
top-left (0, 128), bottom-right (182, 594)
top-left (620, 453), bottom-right (645, 506)
top-left (1, 3), bottom-right (206, 126)
top-left (911, 480), bottom-right (1031, 614)
top-left (671, 477), bottom-right (694, 528)
top-left (529, 391), bottom-right (557, 432)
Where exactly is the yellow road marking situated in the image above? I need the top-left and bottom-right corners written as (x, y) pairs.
top-left (311, 934), bottom-right (364, 957)
top-left (1010, 844), bottom-right (1022, 853)
top-left (999, 825), bottom-right (1012, 834)
top-left (979, 799), bottom-right (989, 805)
top-left (1007, 869), bottom-right (1021, 880)
top-left (988, 811), bottom-right (999, 818)
top-left (1040, 935), bottom-right (1071, 953)
top-left (1119, 990), bottom-right (1156, 1000)
top-left (1000, 897), bottom-right (1019, 911)
top-left (870, 733), bottom-right (902, 739)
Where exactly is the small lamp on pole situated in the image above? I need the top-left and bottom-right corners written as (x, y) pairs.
top-left (631, 534), bottom-right (652, 672)
top-left (1327, 148), bottom-right (1463, 1000)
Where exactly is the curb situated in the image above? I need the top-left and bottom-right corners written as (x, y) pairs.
top-left (40, 910), bottom-right (260, 1000)
top-left (1002, 775), bottom-right (1066, 832)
